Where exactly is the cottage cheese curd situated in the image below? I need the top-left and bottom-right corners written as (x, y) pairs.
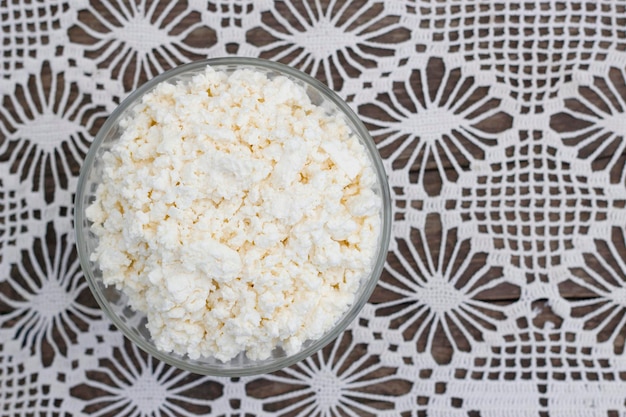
top-left (86, 65), bottom-right (382, 362)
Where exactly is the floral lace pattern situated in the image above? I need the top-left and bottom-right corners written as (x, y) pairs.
top-left (1, 1), bottom-right (625, 415)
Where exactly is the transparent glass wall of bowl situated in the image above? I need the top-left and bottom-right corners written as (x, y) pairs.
top-left (75, 57), bottom-right (391, 376)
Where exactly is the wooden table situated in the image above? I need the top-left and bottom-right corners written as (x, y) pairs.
top-left (2, 1), bottom-right (626, 415)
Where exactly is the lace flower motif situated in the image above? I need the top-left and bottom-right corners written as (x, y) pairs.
top-left (0, 224), bottom-right (100, 366)
top-left (71, 338), bottom-right (223, 416)
top-left (0, 62), bottom-right (107, 202)
top-left (550, 67), bottom-right (626, 185)
top-left (359, 57), bottom-right (511, 196)
top-left (375, 213), bottom-right (520, 364)
top-left (247, 330), bottom-right (412, 416)
top-left (249, 0), bottom-right (410, 90)
top-left (70, 0), bottom-right (213, 91)
top-left (561, 227), bottom-right (626, 354)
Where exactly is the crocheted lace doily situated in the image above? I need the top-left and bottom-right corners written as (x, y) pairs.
top-left (1, 1), bottom-right (625, 415)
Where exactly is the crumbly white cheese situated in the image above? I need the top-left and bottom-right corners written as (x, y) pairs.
top-left (87, 66), bottom-right (382, 362)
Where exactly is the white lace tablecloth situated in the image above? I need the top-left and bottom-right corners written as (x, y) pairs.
top-left (2, 1), bottom-right (626, 416)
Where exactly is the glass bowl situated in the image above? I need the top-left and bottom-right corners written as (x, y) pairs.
top-left (75, 57), bottom-right (391, 376)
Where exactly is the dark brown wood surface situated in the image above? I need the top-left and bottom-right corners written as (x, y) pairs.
top-left (3, 1), bottom-right (625, 414)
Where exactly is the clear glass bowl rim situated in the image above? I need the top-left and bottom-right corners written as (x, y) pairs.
top-left (75, 56), bottom-right (392, 376)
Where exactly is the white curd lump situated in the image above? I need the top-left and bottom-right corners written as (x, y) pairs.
top-left (86, 65), bottom-right (382, 362)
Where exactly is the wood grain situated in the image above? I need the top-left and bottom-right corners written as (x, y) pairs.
top-left (3, 1), bottom-right (625, 407)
